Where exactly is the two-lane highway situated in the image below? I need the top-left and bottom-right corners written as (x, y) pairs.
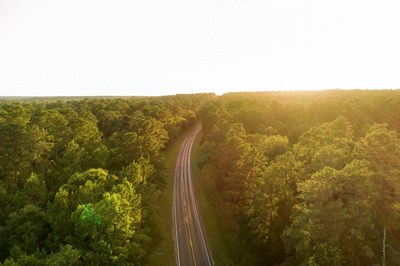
top-left (173, 126), bottom-right (213, 266)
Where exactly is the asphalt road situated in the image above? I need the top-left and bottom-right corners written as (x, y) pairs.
top-left (173, 126), bottom-right (213, 266)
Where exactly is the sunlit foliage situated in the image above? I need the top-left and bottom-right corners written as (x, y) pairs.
top-left (199, 90), bottom-right (400, 265)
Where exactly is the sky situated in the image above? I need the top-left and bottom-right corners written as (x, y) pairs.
top-left (0, 0), bottom-right (399, 96)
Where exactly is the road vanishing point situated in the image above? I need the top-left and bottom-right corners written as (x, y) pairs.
top-left (173, 126), bottom-right (213, 266)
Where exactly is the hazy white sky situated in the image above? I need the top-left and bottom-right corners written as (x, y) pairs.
top-left (0, 0), bottom-right (399, 96)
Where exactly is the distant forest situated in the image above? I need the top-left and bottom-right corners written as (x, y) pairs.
top-left (0, 94), bottom-right (214, 265)
top-left (198, 90), bottom-right (400, 265)
top-left (1, 90), bottom-right (400, 265)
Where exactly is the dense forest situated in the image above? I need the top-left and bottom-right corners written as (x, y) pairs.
top-left (1, 90), bottom-right (400, 265)
top-left (199, 90), bottom-right (400, 265)
top-left (0, 94), bottom-right (214, 265)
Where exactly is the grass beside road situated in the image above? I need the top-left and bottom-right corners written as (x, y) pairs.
top-left (191, 131), bottom-right (241, 266)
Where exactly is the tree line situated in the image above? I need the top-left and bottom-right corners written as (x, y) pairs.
top-left (199, 90), bottom-right (400, 265)
top-left (0, 94), bottom-right (215, 265)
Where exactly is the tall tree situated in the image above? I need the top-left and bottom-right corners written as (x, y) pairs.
top-left (283, 160), bottom-right (378, 265)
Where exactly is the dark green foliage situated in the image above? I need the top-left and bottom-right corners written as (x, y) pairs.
top-left (0, 204), bottom-right (49, 258)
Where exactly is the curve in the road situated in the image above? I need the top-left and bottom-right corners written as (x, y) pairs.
top-left (173, 126), bottom-right (213, 266)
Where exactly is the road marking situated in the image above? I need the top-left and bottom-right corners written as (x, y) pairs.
top-left (174, 125), bottom-right (212, 266)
